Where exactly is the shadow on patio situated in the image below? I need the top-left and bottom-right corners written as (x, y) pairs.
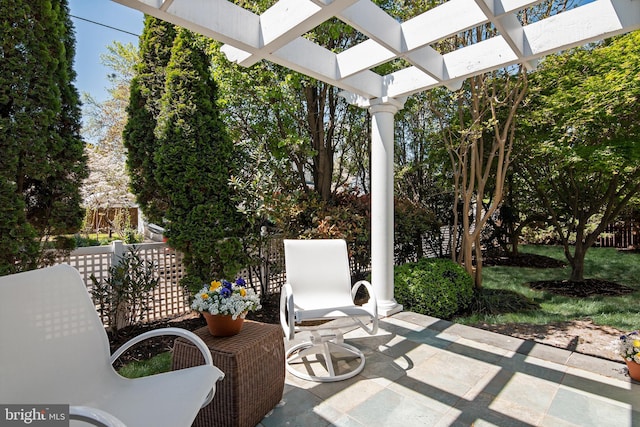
top-left (259, 312), bottom-right (639, 427)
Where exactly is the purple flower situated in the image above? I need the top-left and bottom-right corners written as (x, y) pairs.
top-left (220, 287), bottom-right (231, 298)
top-left (222, 280), bottom-right (232, 289)
top-left (235, 277), bottom-right (246, 287)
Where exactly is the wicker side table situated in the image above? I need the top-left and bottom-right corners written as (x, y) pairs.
top-left (172, 320), bottom-right (285, 427)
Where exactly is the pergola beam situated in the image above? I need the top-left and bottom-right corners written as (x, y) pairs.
top-left (525, 0), bottom-right (640, 57)
top-left (114, 0), bottom-right (640, 100)
top-left (114, 0), bottom-right (260, 49)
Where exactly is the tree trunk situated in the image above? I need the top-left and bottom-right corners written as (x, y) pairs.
top-left (474, 234), bottom-right (483, 289)
top-left (462, 233), bottom-right (475, 282)
top-left (510, 232), bottom-right (519, 255)
top-left (304, 84), bottom-right (334, 202)
top-left (569, 242), bottom-right (586, 281)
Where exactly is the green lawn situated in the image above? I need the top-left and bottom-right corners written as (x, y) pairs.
top-left (118, 352), bottom-right (172, 378)
top-left (454, 245), bottom-right (640, 331)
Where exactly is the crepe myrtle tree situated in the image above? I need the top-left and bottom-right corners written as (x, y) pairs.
top-left (154, 28), bottom-right (247, 294)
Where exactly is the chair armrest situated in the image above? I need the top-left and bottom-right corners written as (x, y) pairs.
top-left (110, 327), bottom-right (213, 367)
top-left (280, 283), bottom-right (295, 340)
top-left (352, 280), bottom-right (378, 334)
top-left (70, 405), bottom-right (127, 427)
top-left (109, 327), bottom-right (224, 407)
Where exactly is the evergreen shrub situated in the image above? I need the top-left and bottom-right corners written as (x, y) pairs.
top-left (394, 258), bottom-right (473, 319)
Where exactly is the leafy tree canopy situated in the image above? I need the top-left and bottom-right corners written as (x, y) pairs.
top-left (519, 30), bottom-right (640, 280)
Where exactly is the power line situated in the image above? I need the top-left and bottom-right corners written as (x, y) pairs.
top-left (70, 14), bottom-right (140, 37)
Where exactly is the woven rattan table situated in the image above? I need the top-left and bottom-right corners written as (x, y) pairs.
top-left (172, 320), bottom-right (285, 427)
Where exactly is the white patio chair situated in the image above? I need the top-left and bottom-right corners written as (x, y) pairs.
top-left (0, 264), bottom-right (224, 427)
top-left (280, 239), bottom-right (378, 382)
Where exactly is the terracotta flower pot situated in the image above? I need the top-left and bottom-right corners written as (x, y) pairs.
top-left (202, 312), bottom-right (245, 337)
top-left (626, 360), bottom-right (640, 381)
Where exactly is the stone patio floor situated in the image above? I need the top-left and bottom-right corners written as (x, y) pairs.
top-left (258, 312), bottom-right (639, 427)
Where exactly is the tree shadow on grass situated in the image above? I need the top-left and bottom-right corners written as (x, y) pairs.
top-left (527, 279), bottom-right (635, 297)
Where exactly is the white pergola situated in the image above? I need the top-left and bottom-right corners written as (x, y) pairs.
top-left (114, 0), bottom-right (639, 315)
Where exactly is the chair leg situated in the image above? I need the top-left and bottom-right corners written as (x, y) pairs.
top-left (285, 330), bottom-right (366, 382)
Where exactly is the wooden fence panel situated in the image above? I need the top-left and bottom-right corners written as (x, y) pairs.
top-left (597, 219), bottom-right (640, 249)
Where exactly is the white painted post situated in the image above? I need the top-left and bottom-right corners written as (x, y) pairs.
top-left (111, 240), bottom-right (125, 266)
top-left (110, 240), bottom-right (128, 330)
top-left (369, 98), bottom-right (404, 316)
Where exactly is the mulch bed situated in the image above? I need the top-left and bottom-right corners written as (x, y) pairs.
top-left (527, 278), bottom-right (635, 297)
top-left (482, 252), bottom-right (567, 268)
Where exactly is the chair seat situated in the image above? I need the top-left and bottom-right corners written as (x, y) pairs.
top-left (77, 366), bottom-right (218, 427)
top-left (295, 305), bottom-right (375, 323)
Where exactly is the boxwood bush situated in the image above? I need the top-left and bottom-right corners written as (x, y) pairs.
top-left (394, 258), bottom-right (473, 319)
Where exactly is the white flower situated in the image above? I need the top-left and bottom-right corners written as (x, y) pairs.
top-left (614, 331), bottom-right (640, 364)
top-left (191, 278), bottom-right (261, 320)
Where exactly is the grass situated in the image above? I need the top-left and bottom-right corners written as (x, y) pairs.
top-left (454, 245), bottom-right (640, 331)
top-left (118, 352), bottom-right (172, 378)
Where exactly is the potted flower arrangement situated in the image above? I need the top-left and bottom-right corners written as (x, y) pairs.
top-left (615, 330), bottom-right (640, 381)
top-left (191, 278), bottom-right (261, 336)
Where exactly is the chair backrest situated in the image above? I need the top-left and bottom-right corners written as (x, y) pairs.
top-left (283, 239), bottom-right (355, 310)
top-left (0, 264), bottom-right (113, 403)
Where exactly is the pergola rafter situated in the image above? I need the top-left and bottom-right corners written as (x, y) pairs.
top-left (115, 0), bottom-right (640, 101)
top-left (113, 0), bottom-right (640, 315)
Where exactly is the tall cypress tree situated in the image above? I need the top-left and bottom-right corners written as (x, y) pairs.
top-left (155, 28), bottom-right (246, 292)
top-left (0, 0), bottom-right (86, 274)
top-left (23, 0), bottom-right (87, 236)
top-left (123, 16), bottom-right (176, 224)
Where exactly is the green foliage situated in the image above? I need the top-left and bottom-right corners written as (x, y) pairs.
top-left (111, 208), bottom-right (142, 244)
top-left (0, 180), bottom-right (39, 275)
top-left (123, 16), bottom-right (176, 224)
top-left (73, 235), bottom-right (101, 248)
top-left (0, 0), bottom-right (86, 274)
top-left (210, 23), bottom-right (370, 207)
top-left (154, 29), bottom-right (247, 294)
top-left (267, 191), bottom-right (371, 276)
top-left (394, 198), bottom-right (439, 264)
top-left (91, 247), bottom-right (159, 331)
top-left (394, 258), bottom-right (474, 319)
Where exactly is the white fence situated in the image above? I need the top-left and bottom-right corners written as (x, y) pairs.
top-left (56, 241), bottom-right (191, 324)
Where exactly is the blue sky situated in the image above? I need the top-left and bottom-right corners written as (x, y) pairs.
top-left (69, 0), bottom-right (144, 102)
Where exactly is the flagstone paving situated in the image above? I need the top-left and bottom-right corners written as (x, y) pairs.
top-left (259, 312), bottom-right (639, 427)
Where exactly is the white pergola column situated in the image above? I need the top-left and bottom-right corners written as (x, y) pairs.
top-left (369, 98), bottom-right (404, 317)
